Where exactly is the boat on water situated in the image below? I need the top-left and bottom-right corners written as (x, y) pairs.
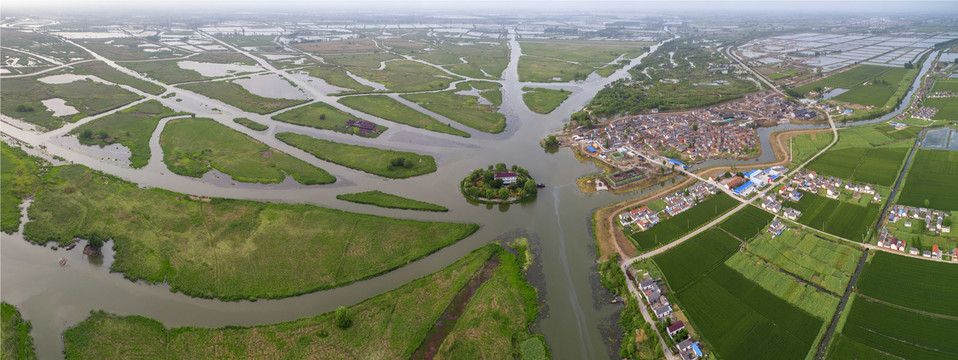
top-left (537, 183), bottom-right (545, 188)
top-left (65, 243), bottom-right (77, 250)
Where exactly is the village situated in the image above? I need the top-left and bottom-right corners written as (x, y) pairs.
top-left (878, 204), bottom-right (957, 262)
top-left (565, 91), bottom-right (822, 191)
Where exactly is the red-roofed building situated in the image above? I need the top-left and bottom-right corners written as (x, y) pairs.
top-left (667, 321), bottom-right (686, 337)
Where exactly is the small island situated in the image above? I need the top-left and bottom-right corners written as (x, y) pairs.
top-left (461, 163), bottom-right (539, 204)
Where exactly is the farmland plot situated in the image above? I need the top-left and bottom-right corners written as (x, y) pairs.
top-left (652, 228), bottom-right (740, 292)
top-left (747, 230), bottom-right (860, 294)
top-left (629, 193), bottom-right (738, 250)
top-left (856, 252), bottom-right (958, 318)
top-left (897, 149), bottom-right (958, 210)
top-left (791, 193), bottom-right (880, 241)
top-left (717, 205), bottom-right (775, 241)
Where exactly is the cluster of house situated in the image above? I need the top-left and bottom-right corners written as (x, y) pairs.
top-left (879, 228), bottom-right (955, 261)
top-left (886, 205), bottom-right (952, 235)
top-left (768, 218), bottom-right (788, 236)
top-left (620, 182), bottom-right (719, 231)
top-left (761, 191), bottom-right (803, 220)
top-left (787, 170), bottom-right (881, 202)
top-left (716, 166), bottom-right (786, 197)
top-left (638, 277), bottom-right (705, 360)
top-left (344, 119), bottom-right (381, 135)
top-left (909, 107), bottom-right (939, 120)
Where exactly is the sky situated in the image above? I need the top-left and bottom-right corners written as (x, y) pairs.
top-left (2, 0), bottom-right (956, 15)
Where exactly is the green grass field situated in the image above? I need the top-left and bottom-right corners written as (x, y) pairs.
top-left (121, 53), bottom-right (259, 84)
top-left (80, 38), bottom-right (184, 61)
top-left (18, 157), bottom-right (477, 299)
top-left (806, 145), bottom-right (909, 186)
top-left (276, 132), bottom-right (437, 179)
top-left (272, 102), bottom-right (387, 137)
top-left (793, 65), bottom-right (893, 95)
top-left (336, 190), bottom-right (448, 212)
top-left (338, 95), bottom-right (469, 137)
top-left (63, 245), bottom-right (498, 358)
top-left (716, 205), bottom-right (775, 241)
top-left (303, 66), bottom-right (374, 91)
top-left (925, 97), bottom-right (958, 120)
top-left (790, 131), bottom-right (834, 165)
top-left (71, 100), bottom-right (186, 168)
top-left (747, 229), bottom-right (861, 295)
top-left (72, 61), bottom-right (165, 95)
top-left (856, 252), bottom-right (958, 317)
top-left (628, 193), bottom-right (739, 251)
top-left (829, 124), bottom-right (921, 150)
top-left (1, 302), bottom-right (37, 360)
top-left (232, 117), bottom-right (268, 131)
top-left (401, 82), bottom-right (505, 133)
top-left (832, 68), bottom-right (909, 107)
top-left (1, 77), bottom-right (142, 130)
top-left (348, 61), bottom-right (460, 93)
top-left (521, 87), bottom-right (571, 114)
top-left (413, 40), bottom-right (509, 79)
top-left (1, 144), bottom-right (46, 234)
top-left (652, 228), bottom-right (741, 292)
top-left (517, 56), bottom-right (596, 82)
top-left (790, 192), bottom-right (880, 241)
top-left (178, 81), bottom-right (308, 115)
top-left (897, 149), bottom-right (958, 210)
top-left (519, 41), bottom-right (644, 66)
top-left (827, 334), bottom-right (899, 360)
top-left (725, 252), bottom-right (839, 319)
top-left (322, 53), bottom-right (401, 68)
top-left (161, 118), bottom-right (334, 185)
top-left (837, 298), bottom-right (958, 360)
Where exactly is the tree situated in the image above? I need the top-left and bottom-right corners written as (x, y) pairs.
top-left (98, 130), bottom-right (109, 139)
top-left (402, 158), bottom-right (413, 168)
top-left (492, 179), bottom-right (504, 188)
top-left (15, 104), bottom-right (34, 112)
top-left (335, 306), bottom-right (352, 329)
top-left (482, 172), bottom-right (494, 184)
top-left (319, 113), bottom-right (326, 120)
top-left (523, 179), bottom-right (537, 195)
top-left (692, 123), bottom-right (699, 131)
top-left (80, 130), bottom-right (93, 140)
top-left (543, 135), bottom-right (560, 150)
top-left (390, 157), bottom-right (405, 167)
top-left (484, 188), bottom-right (497, 199)
top-left (495, 163), bottom-right (507, 172)
top-left (498, 187), bottom-right (510, 199)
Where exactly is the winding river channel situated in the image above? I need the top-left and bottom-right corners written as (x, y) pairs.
top-left (0, 30), bottom-right (938, 359)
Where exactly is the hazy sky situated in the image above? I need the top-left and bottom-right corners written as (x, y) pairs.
top-left (2, 0), bottom-right (956, 15)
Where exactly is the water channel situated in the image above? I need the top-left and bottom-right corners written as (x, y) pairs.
top-left (0, 36), bottom-right (939, 360)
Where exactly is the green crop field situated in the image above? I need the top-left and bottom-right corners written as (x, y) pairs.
top-left (0, 144), bottom-right (45, 234)
top-left (806, 147), bottom-right (866, 179)
top-left (747, 229), bottom-right (860, 295)
top-left (652, 228), bottom-right (740, 291)
top-left (1, 77), bottom-right (142, 130)
top-left (178, 81), bottom-right (308, 115)
top-left (832, 68), bottom-right (909, 107)
top-left (348, 61), bottom-right (459, 93)
top-left (401, 82), bottom-right (505, 133)
top-left (725, 252), bottom-right (839, 319)
top-left (336, 190), bottom-right (448, 212)
top-left (71, 100), bottom-right (187, 168)
top-left (303, 66), bottom-right (374, 91)
top-left (790, 192), bottom-right (880, 241)
top-left (276, 132), bottom-right (437, 179)
top-left (897, 149), bottom-right (958, 210)
top-left (807, 144), bottom-right (908, 186)
top-left (838, 298), bottom-right (958, 360)
top-left (793, 65), bottom-right (892, 95)
top-left (338, 95), bottom-right (469, 137)
top-left (827, 334), bottom-right (900, 360)
top-left (717, 205), bottom-right (775, 241)
top-left (272, 102), bottom-right (387, 137)
top-left (628, 193), bottom-right (739, 251)
top-left (521, 87), bottom-right (571, 114)
top-left (856, 252), bottom-right (958, 317)
top-left (926, 97), bottom-right (958, 120)
top-left (790, 131), bottom-right (834, 165)
top-left (62, 245), bottom-right (500, 359)
top-left (232, 117), bottom-right (268, 131)
top-left (829, 124), bottom-right (920, 150)
top-left (931, 78), bottom-right (958, 93)
top-left (161, 118), bottom-right (334, 185)
top-left (16, 152), bottom-right (477, 299)
top-left (1, 302), bottom-right (37, 360)
top-left (73, 61), bottom-right (165, 95)
top-left (675, 266), bottom-right (822, 360)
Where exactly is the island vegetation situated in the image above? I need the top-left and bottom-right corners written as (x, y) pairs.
top-left (522, 87), bottom-right (572, 114)
top-left (271, 102), bottom-right (387, 137)
top-left (1, 302), bottom-right (37, 360)
top-left (336, 190), bottom-right (448, 212)
top-left (62, 243), bottom-right (547, 359)
top-left (71, 100), bottom-right (189, 168)
top-left (461, 163), bottom-right (538, 204)
top-left (232, 117), bottom-right (268, 131)
top-left (276, 132), bottom-right (437, 179)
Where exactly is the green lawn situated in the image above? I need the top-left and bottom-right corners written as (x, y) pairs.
top-left (272, 102), bottom-right (386, 137)
top-left (62, 245), bottom-right (499, 359)
top-left (0, 144), bottom-right (45, 234)
top-left (336, 190), bottom-right (447, 212)
top-left (17, 156), bottom-right (478, 299)
top-left (521, 87), bottom-right (571, 114)
top-left (401, 82), bottom-right (505, 133)
top-left (232, 117), bottom-right (268, 131)
top-left (1, 302), bottom-right (37, 360)
top-left (71, 100), bottom-right (187, 168)
top-left (1, 77), bottom-right (142, 130)
top-left (178, 81), bottom-right (308, 115)
top-left (338, 95), bottom-right (469, 137)
top-left (897, 149), bottom-right (958, 210)
top-left (161, 118), bottom-right (334, 185)
top-left (72, 61), bottom-right (165, 95)
top-left (276, 132), bottom-right (437, 179)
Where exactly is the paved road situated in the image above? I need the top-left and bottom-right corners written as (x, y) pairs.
top-left (622, 267), bottom-right (679, 360)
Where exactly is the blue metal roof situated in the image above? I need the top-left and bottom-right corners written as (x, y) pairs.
top-left (668, 158), bottom-right (686, 168)
top-left (745, 169), bottom-right (760, 177)
top-left (692, 344), bottom-right (703, 356)
top-left (734, 181), bottom-right (754, 194)
top-left (586, 146), bottom-right (597, 152)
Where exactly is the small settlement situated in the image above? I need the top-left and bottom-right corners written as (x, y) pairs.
top-left (619, 181), bottom-right (719, 230)
top-left (881, 205), bottom-right (955, 261)
top-left (631, 272), bottom-right (705, 360)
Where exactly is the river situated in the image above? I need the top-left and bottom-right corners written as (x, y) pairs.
top-left (0, 36), bottom-right (938, 360)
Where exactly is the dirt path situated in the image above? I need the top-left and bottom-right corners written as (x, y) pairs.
top-left (410, 256), bottom-right (500, 359)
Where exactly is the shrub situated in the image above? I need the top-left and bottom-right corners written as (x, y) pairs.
top-left (334, 306), bottom-right (351, 329)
